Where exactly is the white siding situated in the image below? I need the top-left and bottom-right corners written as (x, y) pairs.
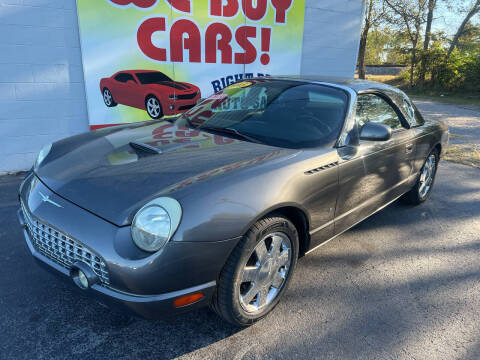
top-left (0, 0), bottom-right (88, 174)
top-left (301, 0), bottom-right (364, 76)
top-left (0, 0), bottom-right (363, 173)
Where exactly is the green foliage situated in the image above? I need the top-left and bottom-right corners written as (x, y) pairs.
top-left (423, 47), bottom-right (480, 91)
top-left (365, 27), bottom-right (412, 65)
top-left (365, 23), bottom-right (480, 93)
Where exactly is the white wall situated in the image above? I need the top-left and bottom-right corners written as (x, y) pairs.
top-left (301, 0), bottom-right (364, 77)
top-left (0, 0), bottom-right (88, 174)
top-left (0, 0), bottom-right (363, 174)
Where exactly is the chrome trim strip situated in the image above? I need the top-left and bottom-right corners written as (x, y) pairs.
top-left (309, 217), bottom-right (335, 236)
top-left (306, 192), bottom-right (406, 255)
top-left (309, 175), bottom-right (412, 236)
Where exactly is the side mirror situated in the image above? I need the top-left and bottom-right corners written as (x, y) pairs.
top-left (359, 122), bottom-right (392, 141)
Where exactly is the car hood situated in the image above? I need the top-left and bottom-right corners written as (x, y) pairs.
top-left (146, 81), bottom-right (197, 93)
top-left (36, 121), bottom-right (298, 226)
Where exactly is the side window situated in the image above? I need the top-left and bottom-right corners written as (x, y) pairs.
top-left (356, 93), bottom-right (403, 130)
top-left (114, 73), bottom-right (136, 83)
top-left (403, 98), bottom-right (415, 120)
top-left (114, 73), bottom-right (127, 82)
top-left (402, 96), bottom-right (424, 127)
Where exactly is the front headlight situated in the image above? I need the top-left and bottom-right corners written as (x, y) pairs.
top-left (35, 143), bottom-right (52, 168)
top-left (131, 197), bottom-right (182, 252)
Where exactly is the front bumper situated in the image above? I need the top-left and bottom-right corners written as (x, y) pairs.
top-left (163, 94), bottom-right (201, 115)
top-left (18, 174), bottom-right (240, 319)
top-left (18, 208), bottom-right (216, 318)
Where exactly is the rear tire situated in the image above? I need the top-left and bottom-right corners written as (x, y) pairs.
top-left (402, 148), bottom-right (439, 205)
top-left (211, 214), bottom-right (299, 326)
top-left (103, 88), bottom-right (117, 107)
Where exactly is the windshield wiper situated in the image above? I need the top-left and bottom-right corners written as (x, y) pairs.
top-left (200, 126), bottom-right (261, 144)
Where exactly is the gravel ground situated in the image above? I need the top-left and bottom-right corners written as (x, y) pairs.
top-left (1, 160), bottom-right (479, 360)
top-left (413, 98), bottom-right (480, 145)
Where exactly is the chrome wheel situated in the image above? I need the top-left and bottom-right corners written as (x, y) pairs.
top-left (419, 154), bottom-right (436, 198)
top-left (103, 89), bottom-right (112, 106)
top-left (146, 97), bottom-right (161, 118)
top-left (239, 232), bottom-right (292, 313)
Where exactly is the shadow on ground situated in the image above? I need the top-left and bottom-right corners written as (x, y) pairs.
top-left (1, 161), bottom-right (479, 359)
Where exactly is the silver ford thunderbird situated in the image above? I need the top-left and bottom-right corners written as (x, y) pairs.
top-left (18, 76), bottom-right (448, 326)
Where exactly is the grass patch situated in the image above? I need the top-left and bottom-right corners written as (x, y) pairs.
top-left (406, 92), bottom-right (480, 108)
top-left (356, 74), bottom-right (480, 108)
top-left (443, 144), bottom-right (480, 168)
top-left (355, 74), bottom-right (407, 87)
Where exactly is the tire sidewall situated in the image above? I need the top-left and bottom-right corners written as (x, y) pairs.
top-left (145, 96), bottom-right (163, 119)
top-left (228, 217), bottom-right (299, 325)
top-left (103, 88), bottom-right (115, 107)
top-left (417, 148), bottom-right (439, 203)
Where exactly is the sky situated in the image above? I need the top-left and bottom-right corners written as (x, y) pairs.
top-left (432, 1), bottom-right (479, 36)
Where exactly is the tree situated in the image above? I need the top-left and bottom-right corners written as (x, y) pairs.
top-left (456, 23), bottom-right (480, 53)
top-left (419, 0), bottom-right (437, 86)
top-left (384, 0), bottom-right (429, 87)
top-left (357, 0), bottom-right (385, 79)
top-left (448, 0), bottom-right (480, 56)
top-left (364, 29), bottom-right (391, 64)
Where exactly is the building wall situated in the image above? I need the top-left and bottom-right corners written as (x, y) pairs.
top-left (301, 0), bottom-right (364, 77)
top-left (363, 65), bottom-right (407, 76)
top-left (0, 0), bottom-right (88, 174)
top-left (0, 0), bottom-right (363, 174)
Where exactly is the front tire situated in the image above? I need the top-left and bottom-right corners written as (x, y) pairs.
top-left (211, 214), bottom-right (299, 326)
top-left (402, 148), bottom-right (439, 205)
top-left (145, 95), bottom-right (163, 119)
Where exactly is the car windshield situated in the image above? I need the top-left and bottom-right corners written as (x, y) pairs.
top-left (136, 72), bottom-right (172, 84)
top-left (175, 79), bottom-right (349, 149)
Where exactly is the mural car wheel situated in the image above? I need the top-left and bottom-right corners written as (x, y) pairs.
top-left (146, 96), bottom-right (163, 119)
top-left (103, 88), bottom-right (117, 107)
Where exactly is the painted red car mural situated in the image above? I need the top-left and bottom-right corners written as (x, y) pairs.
top-left (100, 70), bottom-right (201, 119)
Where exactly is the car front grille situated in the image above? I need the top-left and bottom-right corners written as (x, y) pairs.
top-left (21, 200), bottom-right (110, 286)
top-left (177, 92), bottom-right (197, 100)
top-left (178, 104), bottom-right (195, 111)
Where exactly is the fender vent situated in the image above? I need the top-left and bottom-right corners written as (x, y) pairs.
top-left (305, 161), bottom-right (338, 175)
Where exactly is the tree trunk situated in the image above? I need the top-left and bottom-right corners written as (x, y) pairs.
top-left (409, 13), bottom-right (424, 89)
top-left (448, 0), bottom-right (480, 56)
top-left (358, 25), bottom-right (370, 79)
top-left (410, 43), bottom-right (417, 88)
top-left (357, 0), bottom-right (374, 80)
top-left (419, 0), bottom-right (436, 87)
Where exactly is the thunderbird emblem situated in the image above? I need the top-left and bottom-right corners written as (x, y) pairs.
top-left (39, 191), bottom-right (62, 208)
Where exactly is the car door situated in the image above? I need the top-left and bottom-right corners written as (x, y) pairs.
top-left (112, 73), bottom-right (137, 106)
top-left (112, 73), bottom-right (129, 104)
top-left (117, 73), bottom-right (139, 107)
top-left (334, 92), bottom-right (415, 234)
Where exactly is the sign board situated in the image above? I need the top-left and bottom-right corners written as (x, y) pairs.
top-left (76, 0), bottom-right (306, 129)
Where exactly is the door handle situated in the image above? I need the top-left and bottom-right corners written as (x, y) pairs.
top-left (406, 143), bottom-right (414, 154)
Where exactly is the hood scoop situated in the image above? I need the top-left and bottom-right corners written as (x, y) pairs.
top-left (129, 141), bottom-right (162, 154)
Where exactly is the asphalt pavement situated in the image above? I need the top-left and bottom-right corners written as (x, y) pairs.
top-left (1, 160), bottom-right (479, 360)
top-left (413, 98), bottom-right (480, 146)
